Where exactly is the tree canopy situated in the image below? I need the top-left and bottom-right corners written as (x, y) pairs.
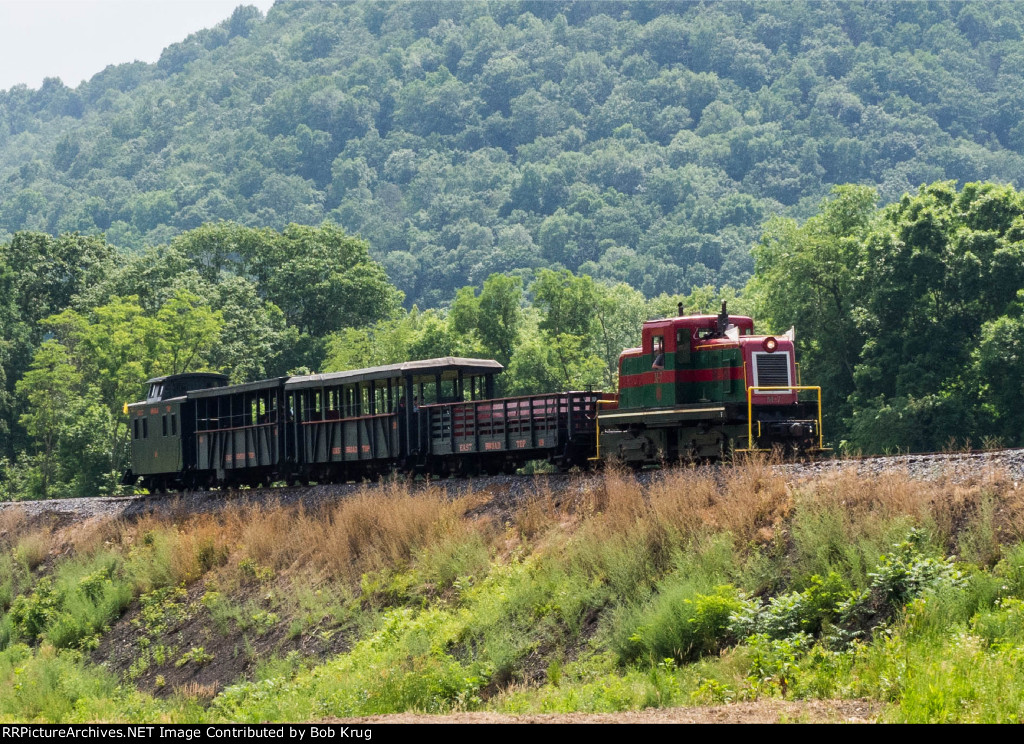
top-left (751, 181), bottom-right (1024, 453)
top-left (3, 2), bottom-right (1024, 305)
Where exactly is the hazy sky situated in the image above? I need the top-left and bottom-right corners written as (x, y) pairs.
top-left (0, 0), bottom-right (276, 92)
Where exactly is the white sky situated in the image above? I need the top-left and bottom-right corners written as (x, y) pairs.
top-left (0, 0), bottom-right (276, 92)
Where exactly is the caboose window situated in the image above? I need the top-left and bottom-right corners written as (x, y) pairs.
top-left (142, 418), bottom-right (148, 439)
top-left (171, 414), bottom-right (177, 436)
top-left (162, 415), bottom-right (168, 437)
top-left (133, 419), bottom-right (139, 440)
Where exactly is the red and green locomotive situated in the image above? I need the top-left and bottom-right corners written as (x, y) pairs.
top-left (596, 302), bottom-right (824, 464)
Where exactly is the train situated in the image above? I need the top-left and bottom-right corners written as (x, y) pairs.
top-left (122, 302), bottom-right (824, 491)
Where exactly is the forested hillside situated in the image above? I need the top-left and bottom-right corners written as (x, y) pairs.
top-left (3, 1), bottom-right (1024, 305)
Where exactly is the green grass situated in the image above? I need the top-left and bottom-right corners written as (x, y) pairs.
top-left (5, 552), bottom-right (133, 651)
top-left (7, 467), bottom-right (1024, 721)
top-left (0, 643), bottom-right (197, 723)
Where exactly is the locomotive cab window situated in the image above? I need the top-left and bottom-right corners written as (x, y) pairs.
top-left (651, 335), bottom-right (665, 370)
top-left (676, 329), bottom-right (691, 363)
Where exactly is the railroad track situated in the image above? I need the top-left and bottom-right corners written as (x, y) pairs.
top-left (3, 447), bottom-right (1023, 525)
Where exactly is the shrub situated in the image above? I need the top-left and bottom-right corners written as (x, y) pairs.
top-left (623, 584), bottom-right (745, 663)
top-left (8, 578), bottom-right (59, 643)
top-left (867, 529), bottom-right (964, 607)
top-left (730, 572), bottom-right (852, 641)
top-left (972, 598), bottom-right (1024, 647)
top-left (7, 554), bottom-right (133, 650)
top-left (176, 647), bottom-right (215, 667)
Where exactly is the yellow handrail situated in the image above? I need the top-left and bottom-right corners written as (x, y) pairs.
top-left (589, 398), bottom-right (620, 460)
top-left (744, 385), bottom-right (824, 451)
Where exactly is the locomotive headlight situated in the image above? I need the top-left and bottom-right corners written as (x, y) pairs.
top-left (763, 336), bottom-right (778, 353)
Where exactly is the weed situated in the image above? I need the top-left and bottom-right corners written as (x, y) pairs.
top-left (238, 558), bottom-right (275, 583)
top-left (14, 531), bottom-right (51, 571)
top-left (175, 647), bottom-right (214, 668)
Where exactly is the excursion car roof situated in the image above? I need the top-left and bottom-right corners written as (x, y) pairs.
top-left (285, 357), bottom-right (504, 390)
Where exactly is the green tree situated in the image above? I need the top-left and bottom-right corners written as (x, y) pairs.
top-left (253, 223), bottom-right (402, 336)
top-left (748, 185), bottom-right (877, 436)
top-left (504, 313), bottom-right (604, 395)
top-left (449, 274), bottom-right (523, 366)
top-left (15, 341), bottom-right (83, 499)
top-left (592, 282), bottom-right (647, 389)
top-left (321, 308), bottom-right (456, 373)
top-left (208, 276), bottom-right (291, 382)
top-left (154, 288), bottom-right (224, 375)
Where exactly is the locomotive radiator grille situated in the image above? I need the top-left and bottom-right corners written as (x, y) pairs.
top-left (753, 351), bottom-right (791, 387)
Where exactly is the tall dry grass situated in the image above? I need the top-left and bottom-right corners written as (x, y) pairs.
top-left (0, 510), bottom-right (28, 551)
top-left (11, 460), bottom-right (1024, 601)
top-left (145, 481), bottom-right (492, 584)
top-left (511, 459), bottom-right (1024, 585)
top-left (791, 462), bottom-right (1024, 553)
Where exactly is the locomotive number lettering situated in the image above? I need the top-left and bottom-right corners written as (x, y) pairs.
top-left (331, 447), bottom-right (341, 455)
top-left (515, 439), bottom-right (526, 448)
top-left (458, 443), bottom-right (473, 452)
top-left (362, 445), bottom-right (371, 453)
top-left (345, 446), bottom-right (357, 454)
top-left (538, 438), bottom-right (545, 446)
top-left (484, 441), bottom-right (502, 450)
